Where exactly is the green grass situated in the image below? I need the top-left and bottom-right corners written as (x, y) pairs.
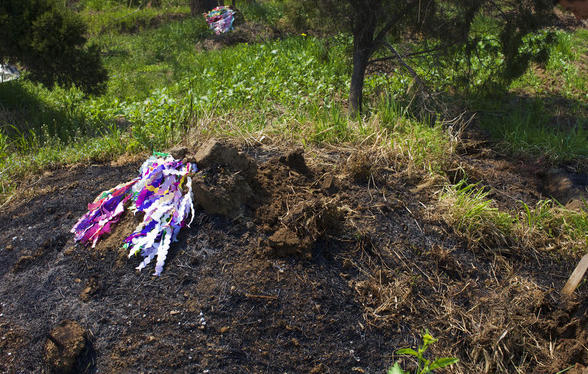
top-left (478, 98), bottom-right (588, 165)
top-left (519, 199), bottom-right (588, 244)
top-left (2, 2), bottom-right (588, 207)
top-left (442, 179), bottom-right (588, 251)
top-left (475, 29), bottom-right (588, 168)
top-left (80, 6), bottom-right (191, 35)
top-left (441, 180), bottom-right (515, 248)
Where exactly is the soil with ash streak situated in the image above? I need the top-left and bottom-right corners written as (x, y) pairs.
top-left (0, 135), bottom-right (587, 374)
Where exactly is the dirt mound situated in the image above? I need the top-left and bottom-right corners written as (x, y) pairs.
top-left (0, 139), bottom-right (586, 373)
top-left (542, 168), bottom-right (588, 211)
top-left (196, 21), bottom-right (280, 51)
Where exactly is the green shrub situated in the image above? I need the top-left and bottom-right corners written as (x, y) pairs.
top-left (0, 0), bottom-right (107, 95)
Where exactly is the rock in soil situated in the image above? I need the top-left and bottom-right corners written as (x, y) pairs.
top-left (191, 139), bottom-right (257, 217)
top-left (169, 146), bottom-right (188, 160)
top-left (43, 320), bottom-right (86, 374)
top-left (267, 227), bottom-right (313, 258)
top-left (193, 138), bottom-right (257, 181)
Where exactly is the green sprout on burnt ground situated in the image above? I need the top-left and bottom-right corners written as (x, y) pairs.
top-left (389, 331), bottom-right (459, 374)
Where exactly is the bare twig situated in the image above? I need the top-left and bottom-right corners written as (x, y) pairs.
top-left (101, 0), bottom-right (149, 34)
top-left (368, 40), bottom-right (462, 65)
top-left (380, 41), bottom-right (430, 97)
top-left (245, 293), bottom-right (278, 300)
top-left (372, 0), bottom-right (422, 51)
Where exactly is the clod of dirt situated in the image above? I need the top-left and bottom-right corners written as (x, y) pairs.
top-left (43, 320), bottom-right (87, 374)
top-left (193, 138), bottom-right (257, 182)
top-left (267, 227), bottom-right (313, 258)
top-left (192, 171), bottom-right (253, 217)
top-left (79, 277), bottom-right (100, 302)
top-left (190, 139), bottom-right (257, 217)
top-left (321, 174), bottom-right (340, 195)
top-left (169, 146), bottom-right (188, 160)
top-left (543, 168), bottom-right (588, 210)
top-left (279, 148), bottom-right (310, 174)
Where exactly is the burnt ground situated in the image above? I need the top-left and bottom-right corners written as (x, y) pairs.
top-left (0, 135), bottom-right (587, 374)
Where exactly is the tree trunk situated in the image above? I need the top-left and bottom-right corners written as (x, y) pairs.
top-left (349, 48), bottom-right (369, 117)
top-left (348, 2), bottom-right (378, 117)
top-left (190, 0), bottom-right (221, 15)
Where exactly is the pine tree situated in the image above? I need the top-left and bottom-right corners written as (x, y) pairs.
top-left (288, 0), bottom-right (556, 115)
top-left (0, 0), bottom-right (107, 95)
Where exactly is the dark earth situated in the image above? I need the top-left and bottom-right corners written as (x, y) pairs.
top-left (0, 133), bottom-right (587, 374)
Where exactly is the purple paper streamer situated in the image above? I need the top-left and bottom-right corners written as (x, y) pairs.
top-left (204, 6), bottom-right (236, 35)
top-left (71, 155), bottom-right (197, 275)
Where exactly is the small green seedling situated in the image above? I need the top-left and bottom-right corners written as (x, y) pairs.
top-left (388, 331), bottom-right (459, 374)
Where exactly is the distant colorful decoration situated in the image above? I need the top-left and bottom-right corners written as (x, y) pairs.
top-left (0, 64), bottom-right (20, 83)
top-left (204, 6), bottom-right (236, 35)
top-left (71, 154), bottom-right (196, 276)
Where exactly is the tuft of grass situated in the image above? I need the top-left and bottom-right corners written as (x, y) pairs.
top-left (517, 199), bottom-right (588, 246)
top-left (442, 179), bottom-right (588, 252)
top-left (441, 179), bottom-right (515, 248)
top-left (305, 102), bottom-right (352, 144)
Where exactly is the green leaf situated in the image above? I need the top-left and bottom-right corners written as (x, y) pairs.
top-left (422, 331), bottom-right (438, 346)
top-left (430, 357), bottom-right (460, 370)
top-left (388, 362), bottom-right (408, 374)
top-left (396, 348), bottom-right (419, 357)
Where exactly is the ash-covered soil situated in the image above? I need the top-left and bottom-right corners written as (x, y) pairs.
top-left (0, 136), bottom-right (587, 374)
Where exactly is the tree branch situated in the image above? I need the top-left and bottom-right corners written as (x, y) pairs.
top-left (487, 0), bottom-right (508, 19)
top-left (368, 41), bottom-right (461, 65)
top-left (380, 40), bottom-right (430, 96)
top-left (372, 0), bottom-right (422, 50)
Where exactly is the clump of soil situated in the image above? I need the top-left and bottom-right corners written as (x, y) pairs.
top-left (190, 138), bottom-right (257, 217)
top-left (43, 320), bottom-right (87, 374)
top-left (196, 21), bottom-right (280, 51)
top-left (0, 137), bottom-right (587, 374)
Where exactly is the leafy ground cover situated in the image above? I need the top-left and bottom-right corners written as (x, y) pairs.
top-left (0, 2), bottom-right (588, 373)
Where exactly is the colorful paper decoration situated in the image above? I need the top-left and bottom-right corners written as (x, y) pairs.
top-left (71, 154), bottom-right (196, 276)
top-left (204, 6), bottom-right (236, 35)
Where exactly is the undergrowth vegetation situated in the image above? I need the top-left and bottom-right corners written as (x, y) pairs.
top-left (441, 179), bottom-right (588, 253)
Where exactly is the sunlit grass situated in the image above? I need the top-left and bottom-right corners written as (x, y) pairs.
top-left (441, 180), bottom-right (515, 248)
top-left (80, 6), bottom-right (191, 35)
top-left (2, 2), bottom-right (588, 209)
top-left (441, 180), bottom-right (588, 251)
